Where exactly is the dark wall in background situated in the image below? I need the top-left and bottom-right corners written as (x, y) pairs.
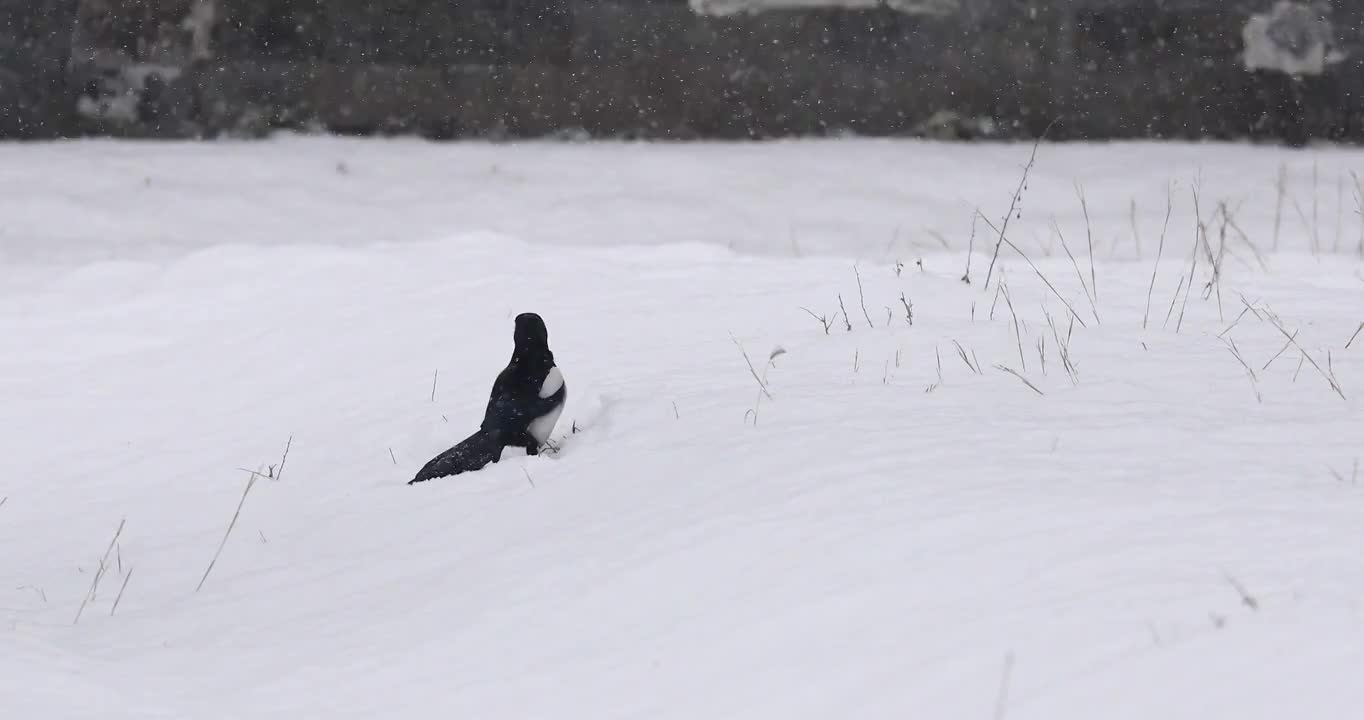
top-left (1, 0), bottom-right (1359, 144)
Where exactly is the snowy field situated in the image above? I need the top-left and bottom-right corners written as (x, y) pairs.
top-left (3, 136), bottom-right (1363, 719)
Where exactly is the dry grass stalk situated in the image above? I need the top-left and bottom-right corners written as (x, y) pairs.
top-left (198, 436), bottom-right (291, 593)
top-left (110, 567), bottom-right (135, 617)
top-left (1220, 207), bottom-right (1269, 272)
top-left (1223, 337), bottom-right (1262, 403)
top-left (74, 517), bottom-right (126, 624)
top-left (1217, 306), bottom-right (1252, 339)
top-left (1262, 330), bottom-right (1298, 371)
top-left (1263, 309), bottom-right (1346, 400)
top-left (1052, 218), bottom-right (1101, 324)
top-left (983, 120), bottom-right (1055, 290)
top-left (837, 295), bottom-right (853, 332)
top-left (1144, 182), bottom-right (1174, 329)
top-left (1175, 184), bottom-right (1205, 333)
top-left (995, 364), bottom-right (1044, 395)
top-left (853, 266), bottom-right (874, 329)
top-left (1163, 275), bottom-right (1185, 329)
top-left (729, 334), bottom-right (774, 401)
top-left (1000, 281), bottom-right (1026, 371)
top-left (1346, 322), bottom-right (1363, 350)
top-left (799, 306), bottom-right (834, 335)
top-left (952, 340), bottom-right (981, 375)
top-left (1075, 182), bottom-right (1098, 302)
top-left (977, 212), bottom-right (1088, 329)
top-left (197, 471), bottom-right (259, 593)
top-left (962, 212), bottom-right (979, 284)
top-left (1202, 203), bottom-right (1230, 321)
top-left (1043, 307), bottom-right (1079, 384)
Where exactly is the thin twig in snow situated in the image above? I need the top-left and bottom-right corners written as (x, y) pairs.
top-left (983, 119), bottom-right (1056, 290)
top-left (74, 517), bottom-right (125, 624)
top-left (1144, 182), bottom-right (1174, 329)
top-left (1176, 184), bottom-right (1203, 333)
top-left (977, 212), bottom-right (1088, 329)
top-left (1346, 322), bottom-right (1363, 350)
top-left (853, 266), bottom-right (874, 329)
top-left (197, 472), bottom-right (258, 593)
top-left (729, 334), bottom-right (773, 400)
top-left (952, 340), bottom-right (981, 375)
top-left (1217, 306), bottom-right (1251, 339)
top-left (1262, 330), bottom-right (1298, 371)
top-left (1223, 572), bottom-right (1260, 611)
top-left (110, 567), bottom-right (135, 617)
top-left (1000, 282), bottom-right (1026, 371)
top-left (1053, 218), bottom-right (1100, 324)
top-left (1163, 276), bottom-right (1185, 328)
top-left (1264, 310), bottom-right (1346, 400)
top-left (1075, 182), bottom-right (1097, 302)
top-left (799, 306), bottom-right (833, 335)
top-left (962, 212), bottom-right (979, 284)
top-left (995, 365), bottom-right (1044, 395)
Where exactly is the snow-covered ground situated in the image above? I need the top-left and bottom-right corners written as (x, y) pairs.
top-left (3, 136), bottom-right (1363, 719)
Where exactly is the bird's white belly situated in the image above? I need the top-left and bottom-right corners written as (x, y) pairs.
top-left (528, 402), bottom-right (563, 445)
top-left (539, 367), bottom-right (564, 398)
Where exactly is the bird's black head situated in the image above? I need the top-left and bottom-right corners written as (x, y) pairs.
top-left (513, 312), bottom-right (550, 356)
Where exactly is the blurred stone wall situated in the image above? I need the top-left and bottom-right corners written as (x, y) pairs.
top-left (0, 0), bottom-right (1359, 143)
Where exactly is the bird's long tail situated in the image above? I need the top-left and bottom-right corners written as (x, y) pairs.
top-left (409, 429), bottom-right (504, 484)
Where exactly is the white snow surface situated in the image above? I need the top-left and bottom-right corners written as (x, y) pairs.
top-left (3, 136), bottom-right (1364, 719)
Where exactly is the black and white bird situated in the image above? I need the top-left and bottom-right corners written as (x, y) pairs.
top-left (409, 313), bottom-right (566, 484)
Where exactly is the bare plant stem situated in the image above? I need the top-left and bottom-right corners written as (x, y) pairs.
top-left (729, 334), bottom-right (774, 401)
top-left (110, 567), bottom-right (135, 617)
top-left (197, 473), bottom-right (258, 593)
top-left (983, 120), bottom-right (1056, 290)
top-left (1176, 184), bottom-right (1203, 333)
top-left (853, 266), bottom-right (874, 329)
top-left (962, 212), bottom-right (979, 284)
top-left (837, 295), bottom-right (852, 332)
top-left (1076, 183), bottom-right (1097, 302)
top-left (1001, 282), bottom-right (1026, 371)
top-left (1264, 310), bottom-right (1347, 400)
top-left (1346, 322), bottom-right (1363, 350)
top-left (799, 306), bottom-right (833, 335)
top-left (995, 364), bottom-right (1044, 395)
top-left (74, 517), bottom-right (125, 624)
top-left (1053, 218), bottom-right (1100, 324)
top-left (978, 212), bottom-right (1088, 329)
top-left (1144, 182), bottom-right (1174, 329)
